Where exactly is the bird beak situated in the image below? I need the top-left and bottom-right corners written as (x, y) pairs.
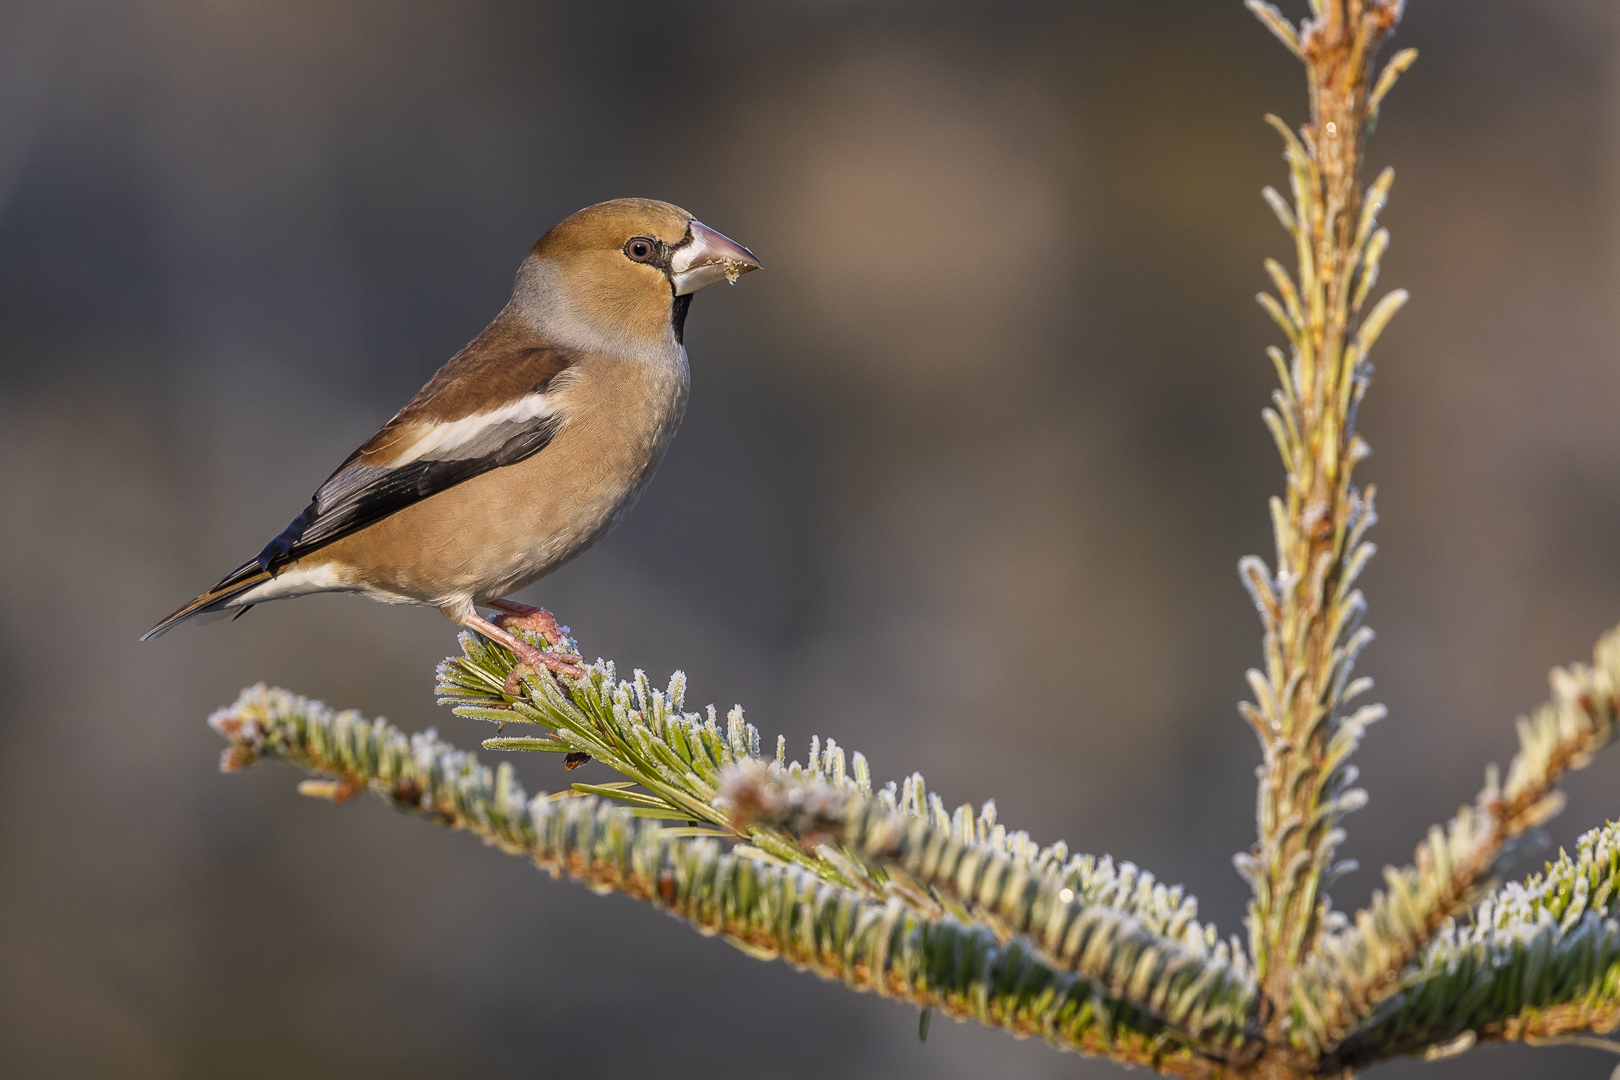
top-left (670, 221), bottom-right (761, 296)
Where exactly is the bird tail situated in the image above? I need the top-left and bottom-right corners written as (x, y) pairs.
top-left (141, 559), bottom-right (272, 641)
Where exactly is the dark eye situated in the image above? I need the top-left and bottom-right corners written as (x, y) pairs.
top-left (625, 237), bottom-right (658, 263)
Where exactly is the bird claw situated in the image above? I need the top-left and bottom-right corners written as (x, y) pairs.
top-left (502, 644), bottom-right (586, 697)
top-left (502, 666), bottom-right (530, 698)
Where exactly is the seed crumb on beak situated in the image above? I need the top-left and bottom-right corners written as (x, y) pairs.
top-left (670, 221), bottom-right (760, 295)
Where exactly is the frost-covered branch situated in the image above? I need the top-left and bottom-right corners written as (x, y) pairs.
top-left (722, 761), bottom-right (1259, 1058)
top-left (431, 625), bottom-right (1259, 1066)
top-left (437, 625), bottom-right (1075, 910)
top-left (1328, 820), bottom-right (1620, 1069)
top-left (210, 685), bottom-right (1252, 1079)
top-left (1235, 0), bottom-right (1415, 1020)
top-left (1291, 625), bottom-right (1620, 1051)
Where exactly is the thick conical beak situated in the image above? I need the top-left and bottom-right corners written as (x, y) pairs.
top-left (670, 220), bottom-right (761, 296)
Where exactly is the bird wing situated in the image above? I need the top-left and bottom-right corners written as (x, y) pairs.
top-left (253, 323), bottom-right (579, 575)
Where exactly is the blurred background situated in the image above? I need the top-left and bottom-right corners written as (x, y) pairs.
top-left (1, 1), bottom-right (1618, 1077)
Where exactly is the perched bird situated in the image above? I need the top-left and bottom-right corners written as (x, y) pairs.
top-left (144, 198), bottom-right (760, 686)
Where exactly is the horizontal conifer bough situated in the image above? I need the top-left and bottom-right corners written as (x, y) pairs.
top-left (1330, 820), bottom-right (1620, 1069)
top-left (211, 676), bottom-right (1253, 1079)
top-left (1299, 629), bottom-right (1620, 1054)
top-left (206, 2), bottom-right (1620, 1075)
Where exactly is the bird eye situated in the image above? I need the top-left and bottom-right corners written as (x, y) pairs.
top-left (625, 237), bottom-right (658, 263)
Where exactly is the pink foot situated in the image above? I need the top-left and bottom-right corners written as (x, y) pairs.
top-left (488, 599), bottom-right (570, 646)
top-left (447, 607), bottom-right (583, 695)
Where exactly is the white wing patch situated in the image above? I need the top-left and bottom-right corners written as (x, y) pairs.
top-left (386, 391), bottom-right (558, 466)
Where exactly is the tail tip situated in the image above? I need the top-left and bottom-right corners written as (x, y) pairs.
top-left (140, 614), bottom-right (182, 642)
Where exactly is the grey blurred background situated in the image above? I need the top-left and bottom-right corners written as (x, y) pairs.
top-left (1, 1), bottom-right (1617, 1077)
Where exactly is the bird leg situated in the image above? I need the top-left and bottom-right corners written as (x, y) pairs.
top-left (454, 609), bottom-right (585, 693)
top-left (486, 598), bottom-right (570, 646)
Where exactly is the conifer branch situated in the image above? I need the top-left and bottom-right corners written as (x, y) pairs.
top-left (434, 627), bottom-right (1257, 1063)
top-left (722, 761), bottom-right (1260, 1059)
top-left (1327, 819), bottom-right (1620, 1069)
top-left (1237, 0), bottom-right (1409, 1024)
top-left (208, 685), bottom-right (1252, 1079)
top-left (1291, 625), bottom-right (1620, 1052)
top-left (436, 626), bottom-right (1070, 908)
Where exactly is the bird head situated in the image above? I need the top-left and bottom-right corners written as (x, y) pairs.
top-left (516, 198), bottom-right (761, 353)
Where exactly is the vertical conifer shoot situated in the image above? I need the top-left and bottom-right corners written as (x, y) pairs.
top-left (1233, 0), bottom-right (1412, 1021)
top-left (205, 3), bottom-right (1620, 1076)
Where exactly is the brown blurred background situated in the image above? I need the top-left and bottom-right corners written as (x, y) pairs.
top-left (1, 1), bottom-right (1617, 1077)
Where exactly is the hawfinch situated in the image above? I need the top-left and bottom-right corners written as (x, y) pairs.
top-left (144, 198), bottom-right (760, 682)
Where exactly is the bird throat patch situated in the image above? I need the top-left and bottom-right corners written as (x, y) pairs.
top-left (671, 293), bottom-right (693, 345)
